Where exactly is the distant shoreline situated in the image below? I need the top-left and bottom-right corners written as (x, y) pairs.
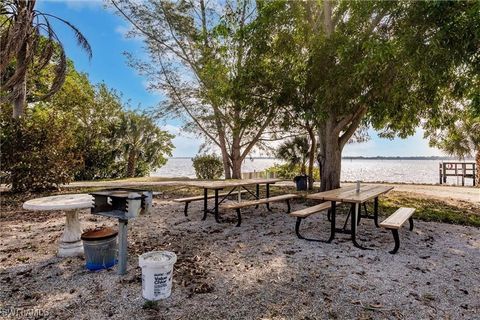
top-left (168, 156), bottom-right (474, 161)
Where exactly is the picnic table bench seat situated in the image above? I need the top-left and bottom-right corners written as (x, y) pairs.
top-left (174, 190), bottom-right (247, 216)
top-left (290, 202), bottom-right (332, 242)
top-left (220, 194), bottom-right (298, 227)
top-left (380, 207), bottom-right (415, 254)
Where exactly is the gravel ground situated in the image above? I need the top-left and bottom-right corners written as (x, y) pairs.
top-left (0, 197), bottom-right (479, 319)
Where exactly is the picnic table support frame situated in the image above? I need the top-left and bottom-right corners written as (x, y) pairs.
top-left (294, 217), bottom-right (326, 242)
top-left (351, 203), bottom-right (370, 250)
top-left (235, 208), bottom-right (242, 227)
top-left (266, 183), bottom-right (272, 211)
top-left (214, 189), bottom-right (220, 223)
top-left (202, 189), bottom-right (208, 220)
top-left (388, 229), bottom-right (400, 254)
top-left (327, 200), bottom-right (373, 250)
top-left (385, 216), bottom-right (414, 254)
top-left (328, 201), bottom-right (336, 243)
top-left (185, 179), bottom-right (280, 223)
top-left (184, 202), bottom-right (190, 217)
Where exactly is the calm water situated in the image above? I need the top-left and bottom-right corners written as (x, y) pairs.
top-left (152, 158), bottom-right (474, 186)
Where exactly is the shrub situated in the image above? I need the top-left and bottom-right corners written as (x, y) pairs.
top-left (192, 154), bottom-right (224, 179)
top-left (0, 105), bottom-right (81, 192)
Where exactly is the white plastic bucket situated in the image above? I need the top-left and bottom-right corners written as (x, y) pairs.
top-left (139, 251), bottom-right (177, 300)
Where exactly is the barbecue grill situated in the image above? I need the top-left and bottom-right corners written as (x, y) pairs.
top-left (90, 189), bottom-right (151, 275)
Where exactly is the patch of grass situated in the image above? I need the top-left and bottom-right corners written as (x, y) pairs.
top-left (379, 191), bottom-right (480, 227)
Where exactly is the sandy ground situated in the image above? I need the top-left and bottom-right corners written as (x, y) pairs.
top-left (1, 194), bottom-right (479, 320)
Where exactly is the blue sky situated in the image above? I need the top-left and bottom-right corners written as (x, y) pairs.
top-left (37, 0), bottom-right (444, 158)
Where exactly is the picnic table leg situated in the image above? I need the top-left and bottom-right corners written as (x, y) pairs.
top-left (389, 229), bottom-right (400, 254)
top-left (327, 201), bottom-right (336, 243)
top-left (214, 189), bottom-right (220, 223)
top-left (235, 208), bottom-right (242, 227)
top-left (343, 204), bottom-right (354, 230)
top-left (357, 203), bottom-right (367, 225)
top-left (351, 203), bottom-right (370, 250)
top-left (373, 197), bottom-right (379, 227)
top-left (266, 183), bottom-right (272, 211)
top-left (255, 184), bottom-right (259, 208)
top-left (184, 202), bottom-right (189, 217)
top-left (202, 188), bottom-right (208, 221)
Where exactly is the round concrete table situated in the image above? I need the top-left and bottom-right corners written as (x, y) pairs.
top-left (23, 194), bottom-right (93, 257)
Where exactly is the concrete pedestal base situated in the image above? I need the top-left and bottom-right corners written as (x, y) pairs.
top-left (57, 211), bottom-right (84, 257)
top-left (58, 240), bottom-right (84, 257)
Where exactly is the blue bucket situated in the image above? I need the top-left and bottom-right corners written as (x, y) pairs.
top-left (81, 228), bottom-right (118, 271)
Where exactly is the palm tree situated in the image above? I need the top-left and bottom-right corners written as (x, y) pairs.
top-left (116, 112), bottom-right (174, 178)
top-left (0, 0), bottom-right (92, 118)
top-left (276, 136), bottom-right (310, 175)
top-left (431, 115), bottom-right (480, 186)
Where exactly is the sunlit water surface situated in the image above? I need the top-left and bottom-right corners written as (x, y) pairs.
top-left (152, 158), bottom-right (474, 186)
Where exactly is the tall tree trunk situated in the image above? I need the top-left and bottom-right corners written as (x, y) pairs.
top-left (307, 126), bottom-right (316, 190)
top-left (10, 118), bottom-right (23, 192)
top-left (318, 119), bottom-right (342, 191)
top-left (11, 44), bottom-right (28, 191)
top-left (319, 140), bottom-right (342, 191)
top-left (127, 150), bottom-right (136, 177)
top-left (231, 136), bottom-right (243, 179)
top-left (231, 158), bottom-right (242, 179)
top-left (476, 149), bottom-right (480, 187)
top-left (219, 144), bottom-right (232, 179)
top-left (12, 81), bottom-right (26, 118)
top-left (12, 44), bottom-right (27, 118)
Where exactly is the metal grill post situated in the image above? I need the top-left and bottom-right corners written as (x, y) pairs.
top-left (118, 219), bottom-right (128, 275)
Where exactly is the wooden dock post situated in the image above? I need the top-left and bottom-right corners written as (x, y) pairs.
top-left (439, 161), bottom-right (475, 186)
top-left (439, 163), bottom-right (443, 184)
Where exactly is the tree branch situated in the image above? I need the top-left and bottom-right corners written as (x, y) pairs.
top-left (339, 106), bottom-right (367, 148)
top-left (157, 56), bottom-right (221, 149)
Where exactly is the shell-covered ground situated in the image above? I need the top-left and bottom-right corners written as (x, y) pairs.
top-left (1, 193), bottom-right (479, 319)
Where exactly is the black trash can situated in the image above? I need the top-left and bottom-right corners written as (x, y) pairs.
top-left (293, 175), bottom-right (308, 191)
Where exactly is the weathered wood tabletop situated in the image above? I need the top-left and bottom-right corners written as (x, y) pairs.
top-left (307, 184), bottom-right (394, 203)
top-left (183, 178), bottom-right (281, 189)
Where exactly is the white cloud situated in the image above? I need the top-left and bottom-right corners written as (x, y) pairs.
top-left (344, 127), bottom-right (445, 157)
top-left (115, 24), bottom-right (131, 37)
top-left (62, 0), bottom-right (103, 11)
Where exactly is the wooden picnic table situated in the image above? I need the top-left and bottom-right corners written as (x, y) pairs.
top-left (307, 184), bottom-right (394, 249)
top-left (181, 179), bottom-right (281, 222)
